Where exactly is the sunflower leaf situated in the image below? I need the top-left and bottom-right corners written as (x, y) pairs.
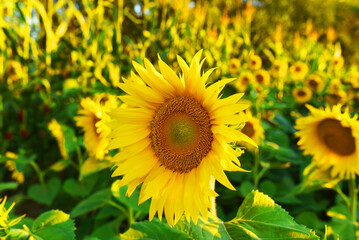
top-left (70, 188), bottom-right (112, 218)
top-left (121, 218), bottom-right (191, 240)
top-left (224, 190), bottom-right (319, 240)
top-left (31, 210), bottom-right (75, 240)
top-left (27, 178), bottom-right (61, 205)
top-left (189, 190), bottom-right (318, 240)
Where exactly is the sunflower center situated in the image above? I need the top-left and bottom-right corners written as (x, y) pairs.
top-left (92, 114), bottom-right (102, 138)
top-left (317, 118), bottom-right (356, 156)
top-left (295, 66), bottom-right (302, 72)
top-left (166, 113), bottom-right (199, 151)
top-left (150, 96), bottom-right (213, 173)
top-left (242, 77), bottom-right (249, 85)
top-left (308, 79), bottom-right (318, 89)
top-left (241, 122), bottom-right (255, 138)
top-left (256, 74), bottom-right (264, 84)
top-left (297, 90), bottom-right (306, 97)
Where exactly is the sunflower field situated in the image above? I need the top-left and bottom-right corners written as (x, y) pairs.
top-left (1, 0), bottom-right (359, 239)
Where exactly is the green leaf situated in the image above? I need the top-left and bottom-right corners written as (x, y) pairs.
top-left (259, 180), bottom-right (277, 197)
top-left (327, 204), bottom-right (356, 240)
top-left (70, 188), bottom-right (112, 218)
top-left (63, 175), bottom-right (97, 198)
top-left (31, 210), bottom-right (75, 240)
top-left (121, 218), bottom-right (191, 240)
top-left (224, 190), bottom-right (319, 240)
top-left (189, 214), bottom-right (231, 240)
top-left (0, 182), bottom-right (19, 192)
top-left (273, 147), bottom-right (300, 164)
top-left (189, 191), bottom-right (318, 240)
top-left (266, 129), bottom-right (290, 147)
top-left (28, 178), bottom-right (61, 205)
top-left (111, 181), bottom-right (150, 213)
top-left (273, 113), bottom-right (296, 133)
top-left (239, 180), bottom-right (254, 197)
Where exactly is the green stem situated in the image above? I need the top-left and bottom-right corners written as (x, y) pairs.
top-left (210, 176), bottom-right (217, 216)
top-left (349, 177), bottom-right (357, 222)
top-left (108, 200), bottom-right (129, 218)
top-left (334, 184), bottom-right (350, 207)
top-left (253, 151), bottom-right (260, 189)
top-left (128, 207), bottom-right (134, 226)
top-left (76, 146), bottom-right (84, 169)
top-left (30, 161), bottom-right (44, 185)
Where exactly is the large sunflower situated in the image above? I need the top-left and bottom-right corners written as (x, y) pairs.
top-left (108, 51), bottom-right (256, 226)
top-left (75, 93), bottom-right (118, 160)
top-left (295, 104), bottom-right (359, 179)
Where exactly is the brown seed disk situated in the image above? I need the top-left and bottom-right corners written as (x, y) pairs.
top-left (317, 118), bottom-right (356, 156)
top-left (150, 96), bottom-right (213, 173)
top-left (308, 79), bottom-right (319, 89)
top-left (241, 122), bottom-right (255, 138)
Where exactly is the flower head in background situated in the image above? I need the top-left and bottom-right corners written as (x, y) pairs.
top-left (48, 119), bottom-right (68, 159)
top-left (108, 51), bottom-right (256, 226)
top-left (237, 110), bottom-right (264, 151)
top-left (235, 71), bottom-right (255, 92)
top-left (75, 93), bottom-right (118, 160)
top-left (249, 55), bottom-right (262, 70)
top-left (295, 104), bottom-right (359, 179)
top-left (290, 61), bottom-right (309, 81)
top-left (271, 59), bottom-right (288, 78)
top-left (228, 58), bottom-right (241, 75)
top-left (254, 69), bottom-right (271, 88)
top-left (304, 74), bottom-right (324, 93)
top-left (292, 86), bottom-right (312, 104)
top-left (331, 56), bottom-right (344, 71)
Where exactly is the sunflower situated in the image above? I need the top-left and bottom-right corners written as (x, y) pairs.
top-left (271, 59), bottom-right (288, 78)
top-left (228, 58), bottom-right (241, 75)
top-left (254, 69), bottom-right (271, 87)
top-left (108, 51), bottom-right (255, 226)
top-left (328, 78), bottom-right (342, 91)
top-left (292, 87), bottom-right (312, 104)
top-left (48, 119), bottom-right (69, 159)
top-left (325, 90), bottom-right (347, 106)
top-left (304, 74), bottom-right (324, 93)
top-left (75, 93), bottom-right (119, 160)
top-left (348, 71), bottom-right (359, 89)
top-left (235, 71), bottom-right (255, 92)
top-left (290, 61), bottom-right (309, 81)
top-left (331, 56), bottom-right (344, 71)
top-left (295, 104), bottom-right (359, 179)
top-left (5, 60), bottom-right (23, 82)
top-left (237, 111), bottom-right (264, 151)
top-left (249, 55), bottom-right (262, 70)
top-left (0, 196), bottom-right (25, 233)
top-left (303, 162), bottom-right (340, 189)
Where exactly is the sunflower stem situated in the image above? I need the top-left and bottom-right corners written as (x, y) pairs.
top-left (349, 176), bottom-right (357, 222)
top-left (210, 176), bottom-right (217, 216)
top-left (253, 150), bottom-right (260, 189)
top-left (334, 184), bottom-right (350, 207)
top-left (30, 161), bottom-right (44, 185)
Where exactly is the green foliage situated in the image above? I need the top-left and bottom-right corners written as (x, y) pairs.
top-left (27, 178), bottom-right (61, 205)
top-left (31, 210), bottom-right (76, 240)
top-left (121, 218), bottom-right (192, 240)
top-left (122, 191), bottom-right (319, 240)
top-left (1, 0), bottom-right (358, 239)
top-left (224, 191), bottom-right (319, 240)
top-left (70, 188), bottom-right (112, 218)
